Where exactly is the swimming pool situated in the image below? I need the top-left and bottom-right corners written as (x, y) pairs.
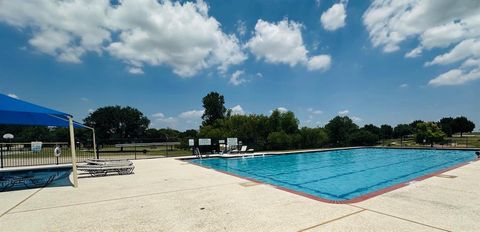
top-left (190, 148), bottom-right (477, 203)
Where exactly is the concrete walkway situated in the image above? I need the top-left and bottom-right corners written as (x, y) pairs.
top-left (1, 157), bottom-right (479, 231)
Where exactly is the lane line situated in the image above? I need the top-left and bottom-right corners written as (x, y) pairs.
top-left (297, 209), bottom-right (366, 232)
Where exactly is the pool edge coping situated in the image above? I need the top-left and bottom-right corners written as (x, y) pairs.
top-left (185, 150), bottom-right (479, 204)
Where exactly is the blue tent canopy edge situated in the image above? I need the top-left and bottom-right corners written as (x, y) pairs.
top-left (0, 93), bottom-right (85, 128)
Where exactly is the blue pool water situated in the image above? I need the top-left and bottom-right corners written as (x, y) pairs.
top-left (191, 148), bottom-right (476, 201)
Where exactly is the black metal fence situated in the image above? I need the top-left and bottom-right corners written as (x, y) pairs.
top-left (0, 142), bottom-right (94, 168)
top-left (0, 140), bottom-right (192, 168)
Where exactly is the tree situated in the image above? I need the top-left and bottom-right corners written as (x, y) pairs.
top-left (280, 111), bottom-right (299, 134)
top-left (84, 106), bottom-right (150, 143)
top-left (201, 92), bottom-right (227, 126)
top-left (438, 117), bottom-right (454, 137)
top-left (267, 131), bottom-right (291, 150)
top-left (409, 120), bottom-right (424, 133)
top-left (363, 124), bottom-right (380, 137)
top-left (393, 124), bottom-right (413, 138)
top-left (268, 109), bottom-right (282, 132)
top-left (451, 116), bottom-right (475, 137)
top-left (380, 124), bottom-right (393, 139)
top-left (348, 129), bottom-right (379, 146)
top-left (299, 127), bottom-right (328, 148)
top-left (325, 116), bottom-right (358, 147)
top-left (415, 122), bottom-right (446, 147)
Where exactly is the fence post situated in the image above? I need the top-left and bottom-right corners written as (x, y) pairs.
top-left (96, 145), bottom-right (99, 159)
top-left (1, 144), bottom-right (3, 168)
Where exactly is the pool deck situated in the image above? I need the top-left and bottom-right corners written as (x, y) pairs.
top-left (1, 154), bottom-right (479, 231)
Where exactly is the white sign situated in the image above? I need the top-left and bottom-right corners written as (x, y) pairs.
top-left (188, 139), bottom-right (195, 146)
top-left (198, 138), bottom-right (211, 146)
top-left (218, 140), bottom-right (225, 144)
top-left (227, 138), bottom-right (238, 146)
top-left (31, 141), bottom-right (43, 153)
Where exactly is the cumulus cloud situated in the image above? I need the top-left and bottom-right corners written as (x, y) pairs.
top-left (246, 19), bottom-right (331, 71)
top-left (351, 116), bottom-right (362, 122)
top-left (179, 109), bottom-right (204, 119)
top-left (307, 108), bottom-right (323, 114)
top-left (307, 55), bottom-right (331, 71)
top-left (230, 105), bottom-right (245, 115)
top-left (338, 110), bottom-right (349, 116)
top-left (276, 107), bottom-right (288, 113)
top-left (7, 93), bottom-right (19, 99)
top-left (320, 1), bottom-right (347, 31)
top-left (363, 0), bottom-right (480, 86)
top-left (0, 0), bottom-right (246, 77)
top-left (229, 70), bottom-right (247, 86)
top-left (152, 112), bottom-right (165, 118)
top-left (429, 66), bottom-right (480, 86)
top-left (236, 20), bottom-right (247, 37)
top-left (151, 109), bottom-right (204, 130)
top-left (399, 83), bottom-right (408, 88)
top-left (128, 67), bottom-right (144, 75)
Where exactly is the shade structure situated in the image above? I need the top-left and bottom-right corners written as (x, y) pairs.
top-left (0, 93), bottom-right (81, 187)
top-left (0, 93), bottom-right (84, 128)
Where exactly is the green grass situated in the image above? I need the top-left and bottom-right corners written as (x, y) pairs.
top-left (383, 133), bottom-right (480, 148)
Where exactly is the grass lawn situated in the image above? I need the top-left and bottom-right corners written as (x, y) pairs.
top-left (383, 133), bottom-right (480, 148)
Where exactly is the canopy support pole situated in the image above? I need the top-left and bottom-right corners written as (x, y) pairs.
top-left (92, 128), bottom-right (97, 159)
top-left (68, 116), bottom-right (78, 188)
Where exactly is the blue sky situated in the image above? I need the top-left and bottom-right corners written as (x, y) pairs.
top-left (0, 0), bottom-right (479, 131)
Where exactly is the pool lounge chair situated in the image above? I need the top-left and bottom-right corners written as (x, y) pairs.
top-left (77, 159), bottom-right (135, 177)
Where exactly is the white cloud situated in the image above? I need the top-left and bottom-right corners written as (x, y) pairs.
top-left (246, 19), bottom-right (307, 66)
top-left (426, 39), bottom-right (480, 66)
top-left (128, 67), bottom-right (144, 75)
top-left (307, 108), bottom-right (323, 114)
top-left (399, 83), bottom-right (408, 88)
top-left (7, 93), bottom-right (19, 99)
top-left (152, 112), bottom-right (165, 118)
top-left (246, 19), bottom-right (331, 72)
top-left (230, 105), bottom-right (245, 115)
top-left (88, 109), bottom-right (94, 113)
top-left (276, 107), bottom-right (288, 113)
top-left (179, 109), bottom-right (204, 119)
top-left (0, 0), bottom-right (246, 77)
top-left (155, 116), bottom-right (178, 128)
top-left (150, 109), bottom-right (205, 130)
top-left (405, 47), bottom-right (423, 58)
top-left (229, 70), bottom-right (247, 86)
top-left (429, 67), bottom-right (480, 86)
top-left (320, 2), bottom-right (347, 31)
top-left (338, 110), bottom-right (349, 116)
top-left (80, 97), bottom-right (89, 102)
top-left (307, 55), bottom-right (331, 71)
top-left (351, 116), bottom-right (362, 122)
top-left (236, 20), bottom-right (247, 37)
top-left (363, 0), bottom-right (480, 85)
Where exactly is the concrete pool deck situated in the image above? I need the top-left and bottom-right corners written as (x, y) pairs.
top-left (1, 156), bottom-right (479, 231)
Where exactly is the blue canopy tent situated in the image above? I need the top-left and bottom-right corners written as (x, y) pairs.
top-left (0, 93), bottom-right (95, 187)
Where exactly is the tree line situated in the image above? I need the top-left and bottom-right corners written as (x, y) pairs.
top-left (0, 92), bottom-right (476, 150)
